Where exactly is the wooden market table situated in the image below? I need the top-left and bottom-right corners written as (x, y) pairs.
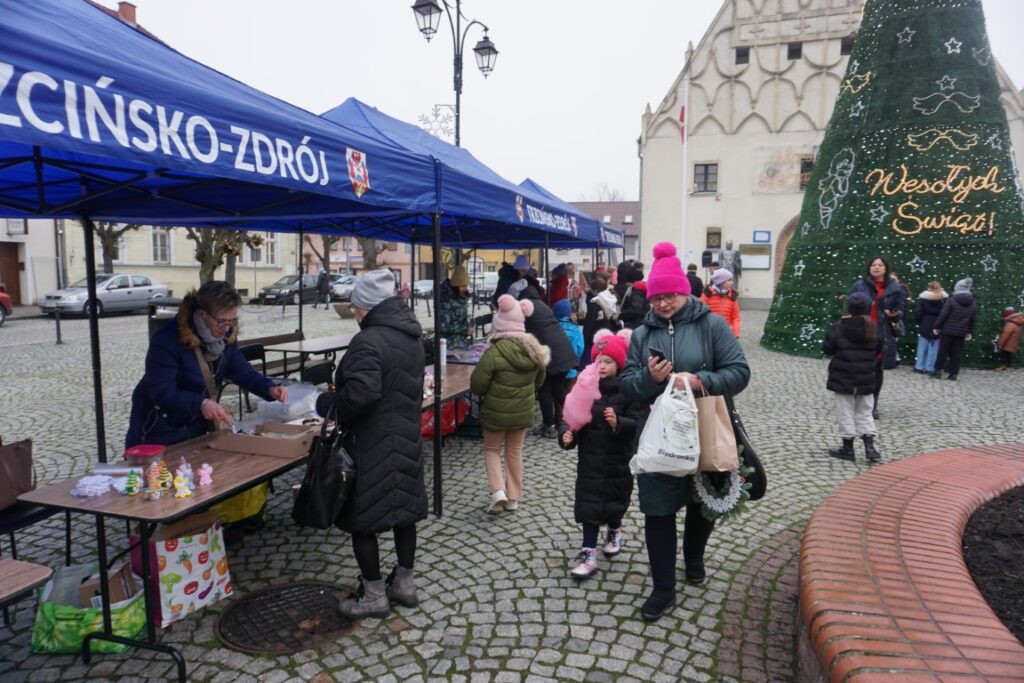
top-left (18, 433), bottom-right (311, 682)
top-left (422, 363), bottom-right (475, 409)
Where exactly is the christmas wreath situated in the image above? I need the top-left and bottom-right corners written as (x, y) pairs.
top-left (692, 466), bottom-right (753, 522)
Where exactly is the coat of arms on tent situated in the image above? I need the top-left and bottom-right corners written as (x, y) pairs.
top-left (346, 148), bottom-right (371, 197)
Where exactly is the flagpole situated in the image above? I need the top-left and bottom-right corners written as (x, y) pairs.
top-left (680, 57), bottom-right (691, 250)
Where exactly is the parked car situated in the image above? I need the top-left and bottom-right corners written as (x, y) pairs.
top-left (40, 273), bottom-right (169, 316)
top-left (258, 274), bottom-right (319, 305)
top-left (331, 274), bottom-right (357, 301)
top-left (413, 280), bottom-right (434, 299)
top-left (0, 289), bottom-right (11, 326)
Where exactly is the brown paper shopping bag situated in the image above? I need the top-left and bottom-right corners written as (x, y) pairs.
top-left (695, 393), bottom-right (739, 472)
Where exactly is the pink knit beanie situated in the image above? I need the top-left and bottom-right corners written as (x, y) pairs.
top-left (591, 328), bottom-right (632, 369)
top-left (492, 294), bottom-right (533, 334)
top-left (645, 242), bottom-right (691, 299)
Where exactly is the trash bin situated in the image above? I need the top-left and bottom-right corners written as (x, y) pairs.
top-left (147, 297), bottom-right (182, 339)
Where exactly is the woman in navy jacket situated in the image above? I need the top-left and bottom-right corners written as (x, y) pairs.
top-left (126, 281), bottom-right (286, 448)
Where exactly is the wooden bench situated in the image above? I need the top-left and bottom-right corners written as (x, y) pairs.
top-left (798, 444), bottom-right (1024, 682)
top-left (0, 557), bottom-right (53, 616)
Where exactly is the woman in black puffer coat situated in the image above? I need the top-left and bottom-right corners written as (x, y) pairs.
top-left (315, 270), bottom-right (427, 620)
top-left (518, 285), bottom-right (579, 436)
top-left (848, 256), bottom-right (906, 419)
top-left (932, 277), bottom-right (977, 381)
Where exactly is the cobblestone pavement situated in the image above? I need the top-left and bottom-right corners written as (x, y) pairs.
top-left (1, 305), bottom-right (1022, 682)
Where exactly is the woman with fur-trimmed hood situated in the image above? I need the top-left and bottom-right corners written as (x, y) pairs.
top-left (125, 281), bottom-right (287, 448)
top-left (471, 294), bottom-right (550, 515)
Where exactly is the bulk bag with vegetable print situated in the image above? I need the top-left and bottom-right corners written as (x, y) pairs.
top-left (130, 520), bottom-right (233, 628)
top-left (31, 563), bottom-right (147, 654)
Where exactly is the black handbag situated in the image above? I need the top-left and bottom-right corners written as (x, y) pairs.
top-left (292, 397), bottom-right (355, 529)
top-left (890, 318), bottom-right (907, 338)
top-left (724, 395), bottom-right (766, 501)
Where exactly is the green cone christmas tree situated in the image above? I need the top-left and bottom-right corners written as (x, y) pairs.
top-left (762, 0), bottom-right (1024, 367)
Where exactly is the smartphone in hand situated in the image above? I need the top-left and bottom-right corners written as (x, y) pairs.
top-left (649, 347), bottom-right (667, 363)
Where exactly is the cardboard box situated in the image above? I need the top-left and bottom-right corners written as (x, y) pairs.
top-left (154, 510), bottom-right (219, 541)
top-left (210, 423), bottom-right (315, 459)
top-left (79, 561), bottom-right (138, 608)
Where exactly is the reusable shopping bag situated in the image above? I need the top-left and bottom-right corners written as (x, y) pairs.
top-left (629, 374), bottom-right (700, 477)
top-left (695, 392), bottom-right (739, 472)
top-left (130, 520), bottom-right (233, 628)
top-left (31, 563), bottom-right (147, 654)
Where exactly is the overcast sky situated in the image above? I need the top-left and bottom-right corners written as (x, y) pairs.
top-left (107, 0), bottom-right (1023, 203)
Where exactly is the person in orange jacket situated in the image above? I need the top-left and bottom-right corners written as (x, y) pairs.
top-left (996, 308), bottom-right (1024, 371)
top-left (702, 268), bottom-right (741, 338)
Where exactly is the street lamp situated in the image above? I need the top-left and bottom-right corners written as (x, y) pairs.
top-left (411, 0), bottom-right (498, 147)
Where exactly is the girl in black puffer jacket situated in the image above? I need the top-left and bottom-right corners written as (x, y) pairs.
top-left (558, 329), bottom-right (642, 580)
top-left (823, 292), bottom-right (883, 462)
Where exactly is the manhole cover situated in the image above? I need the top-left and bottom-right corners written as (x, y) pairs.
top-left (214, 581), bottom-right (355, 655)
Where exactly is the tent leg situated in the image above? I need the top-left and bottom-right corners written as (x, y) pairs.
top-left (410, 241), bottom-right (416, 310)
top-left (431, 213), bottom-right (444, 517)
top-left (297, 226), bottom-right (305, 377)
top-left (543, 234), bottom-right (550, 305)
top-left (82, 217), bottom-right (107, 462)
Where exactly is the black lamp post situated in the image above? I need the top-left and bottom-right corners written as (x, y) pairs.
top-left (412, 0), bottom-right (498, 147)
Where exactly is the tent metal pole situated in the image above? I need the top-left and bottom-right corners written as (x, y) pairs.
top-left (543, 234), bottom-right (550, 305)
top-left (82, 217), bottom-right (107, 462)
top-left (410, 240), bottom-right (416, 310)
top-left (297, 226), bottom-right (305, 378)
top-left (432, 212), bottom-right (444, 517)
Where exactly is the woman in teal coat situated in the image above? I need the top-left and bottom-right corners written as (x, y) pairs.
top-left (620, 243), bottom-right (750, 621)
top-left (470, 294), bottom-right (549, 515)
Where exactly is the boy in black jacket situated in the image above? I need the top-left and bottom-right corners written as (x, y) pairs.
top-left (822, 292), bottom-right (883, 462)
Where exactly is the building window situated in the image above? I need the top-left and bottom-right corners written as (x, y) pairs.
top-left (5, 218), bottom-right (27, 235)
top-left (151, 228), bottom-right (170, 264)
top-left (788, 42), bottom-right (802, 60)
top-left (264, 233), bottom-right (277, 266)
top-left (109, 236), bottom-right (127, 264)
top-left (602, 215), bottom-right (612, 224)
top-left (624, 236), bottom-right (639, 259)
top-left (706, 228), bottom-right (722, 250)
top-left (736, 46), bottom-right (750, 65)
top-left (799, 155), bottom-right (815, 191)
top-left (693, 163), bottom-right (719, 194)
top-left (841, 35), bottom-right (855, 56)
top-left (247, 245), bottom-right (262, 263)
top-left (623, 215), bottom-right (634, 224)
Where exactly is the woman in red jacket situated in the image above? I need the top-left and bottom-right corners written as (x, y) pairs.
top-left (702, 269), bottom-right (741, 338)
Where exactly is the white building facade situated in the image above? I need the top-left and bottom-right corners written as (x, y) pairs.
top-left (639, 0), bottom-right (1024, 306)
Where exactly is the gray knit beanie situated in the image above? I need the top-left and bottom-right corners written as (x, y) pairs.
top-left (350, 268), bottom-right (396, 310)
top-left (954, 277), bottom-right (973, 293)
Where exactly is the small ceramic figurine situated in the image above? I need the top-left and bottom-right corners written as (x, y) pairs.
top-left (197, 463), bottom-right (213, 487)
top-left (178, 457), bottom-right (195, 491)
top-left (173, 471), bottom-right (191, 499)
top-left (124, 469), bottom-right (139, 496)
top-left (158, 461), bottom-right (172, 489)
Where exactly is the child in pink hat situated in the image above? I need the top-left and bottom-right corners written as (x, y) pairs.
top-left (559, 328), bottom-right (641, 579)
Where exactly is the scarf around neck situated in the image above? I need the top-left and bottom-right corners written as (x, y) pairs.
top-left (192, 311), bottom-right (226, 361)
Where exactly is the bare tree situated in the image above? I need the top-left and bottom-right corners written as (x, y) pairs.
top-left (357, 237), bottom-right (384, 269)
top-left (305, 234), bottom-right (342, 274)
top-left (185, 228), bottom-right (263, 285)
top-left (93, 221), bottom-right (141, 273)
top-left (591, 182), bottom-right (625, 202)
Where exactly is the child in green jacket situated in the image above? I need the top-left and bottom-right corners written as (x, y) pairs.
top-left (470, 295), bottom-right (550, 514)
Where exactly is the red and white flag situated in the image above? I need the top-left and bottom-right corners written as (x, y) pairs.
top-left (679, 105), bottom-right (686, 143)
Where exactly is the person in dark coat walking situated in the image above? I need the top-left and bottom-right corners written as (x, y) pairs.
top-left (913, 281), bottom-right (947, 374)
top-left (823, 293), bottom-right (883, 462)
top-left (559, 329), bottom-right (641, 580)
top-left (518, 284), bottom-right (579, 437)
top-left (620, 243), bottom-right (750, 622)
top-left (581, 271), bottom-right (614, 365)
top-left (314, 269), bottom-right (427, 620)
top-left (686, 264), bottom-right (703, 299)
top-left (848, 257), bottom-right (906, 419)
top-left (314, 269), bottom-right (331, 309)
top-left (931, 277), bottom-right (976, 381)
top-left (492, 261), bottom-right (518, 306)
top-left (618, 280), bottom-right (649, 330)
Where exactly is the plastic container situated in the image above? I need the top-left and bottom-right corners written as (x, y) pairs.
top-left (123, 444), bottom-right (166, 467)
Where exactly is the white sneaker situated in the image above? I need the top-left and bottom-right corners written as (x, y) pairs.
top-left (487, 490), bottom-right (508, 514)
top-left (504, 499), bottom-right (519, 511)
top-left (603, 528), bottom-right (623, 557)
top-left (570, 548), bottom-right (598, 579)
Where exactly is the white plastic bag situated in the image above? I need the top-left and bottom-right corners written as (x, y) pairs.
top-left (629, 374), bottom-right (700, 477)
top-left (248, 381), bottom-right (320, 424)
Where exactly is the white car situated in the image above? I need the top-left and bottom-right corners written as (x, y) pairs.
top-left (40, 274), bottom-right (169, 316)
top-left (331, 274), bottom-right (357, 301)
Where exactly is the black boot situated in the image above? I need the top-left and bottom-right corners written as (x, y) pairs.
top-left (863, 436), bottom-right (881, 462)
top-left (641, 588), bottom-right (676, 621)
top-left (828, 438), bottom-right (855, 461)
